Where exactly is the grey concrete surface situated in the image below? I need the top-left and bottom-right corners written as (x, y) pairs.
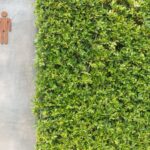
top-left (0, 0), bottom-right (36, 150)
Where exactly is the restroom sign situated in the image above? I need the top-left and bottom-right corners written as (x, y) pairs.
top-left (0, 11), bottom-right (12, 45)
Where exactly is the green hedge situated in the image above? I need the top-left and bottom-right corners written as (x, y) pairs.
top-left (34, 0), bottom-right (150, 149)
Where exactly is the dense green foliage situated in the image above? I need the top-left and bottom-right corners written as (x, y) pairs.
top-left (34, 0), bottom-right (150, 149)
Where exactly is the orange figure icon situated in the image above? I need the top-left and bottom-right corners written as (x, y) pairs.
top-left (0, 11), bottom-right (12, 45)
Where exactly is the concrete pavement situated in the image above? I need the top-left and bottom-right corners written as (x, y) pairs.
top-left (0, 0), bottom-right (36, 150)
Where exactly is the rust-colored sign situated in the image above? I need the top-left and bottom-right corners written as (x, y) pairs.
top-left (0, 11), bottom-right (12, 45)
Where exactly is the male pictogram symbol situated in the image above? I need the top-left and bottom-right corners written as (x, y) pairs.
top-left (0, 11), bottom-right (12, 45)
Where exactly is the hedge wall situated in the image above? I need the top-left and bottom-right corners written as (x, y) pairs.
top-left (34, 0), bottom-right (150, 149)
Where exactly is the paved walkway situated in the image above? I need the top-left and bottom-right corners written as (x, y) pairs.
top-left (0, 0), bottom-right (35, 150)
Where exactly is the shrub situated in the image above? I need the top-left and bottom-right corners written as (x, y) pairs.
top-left (34, 0), bottom-right (150, 149)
